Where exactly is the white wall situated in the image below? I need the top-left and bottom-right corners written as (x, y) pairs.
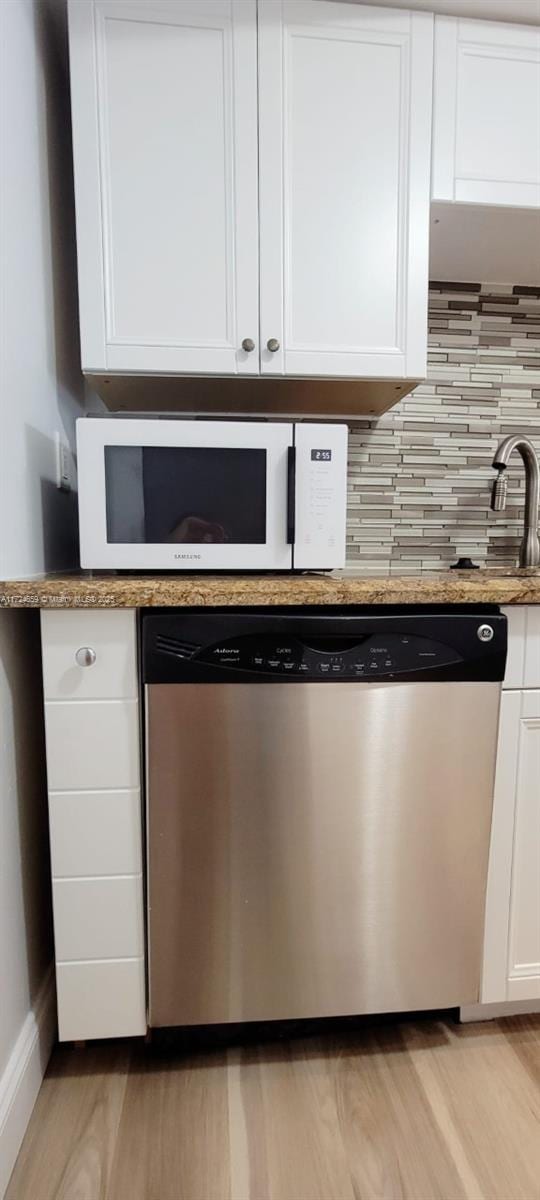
top-left (0, 0), bottom-right (84, 1189)
top-left (0, 0), bottom-right (84, 581)
top-left (0, 612), bottom-right (55, 1196)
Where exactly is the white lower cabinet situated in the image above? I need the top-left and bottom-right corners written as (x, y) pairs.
top-left (41, 610), bottom-right (146, 1041)
top-left (475, 607), bottom-right (540, 1013)
top-left (485, 689), bottom-right (540, 1003)
top-left (507, 692), bottom-right (540, 1000)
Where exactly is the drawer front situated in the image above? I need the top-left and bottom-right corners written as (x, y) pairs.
top-left (53, 876), bottom-right (144, 961)
top-left (41, 610), bottom-right (137, 700)
top-left (45, 700), bottom-right (139, 791)
top-left (502, 607), bottom-right (526, 690)
top-left (524, 608), bottom-right (540, 690)
top-left (502, 607), bottom-right (540, 690)
top-left (56, 959), bottom-right (146, 1041)
top-left (49, 789), bottom-right (142, 877)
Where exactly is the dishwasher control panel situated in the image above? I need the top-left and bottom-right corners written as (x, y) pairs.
top-left (197, 634), bottom-right (462, 678)
top-left (143, 608), bottom-right (507, 685)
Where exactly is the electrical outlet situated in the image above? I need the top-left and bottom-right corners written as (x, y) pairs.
top-left (55, 432), bottom-right (71, 492)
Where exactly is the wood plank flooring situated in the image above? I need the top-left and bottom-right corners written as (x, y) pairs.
top-left (6, 1015), bottom-right (540, 1200)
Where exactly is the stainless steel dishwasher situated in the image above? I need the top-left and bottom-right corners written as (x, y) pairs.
top-left (143, 607), bottom-right (506, 1028)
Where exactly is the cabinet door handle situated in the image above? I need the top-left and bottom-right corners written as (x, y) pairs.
top-left (241, 337), bottom-right (255, 353)
top-left (75, 646), bottom-right (96, 667)
top-left (267, 338), bottom-right (280, 352)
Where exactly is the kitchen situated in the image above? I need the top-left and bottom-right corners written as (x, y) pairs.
top-left (0, 0), bottom-right (539, 1196)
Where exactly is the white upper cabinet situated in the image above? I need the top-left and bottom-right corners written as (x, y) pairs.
top-left (258, 1), bottom-right (433, 379)
top-left (432, 17), bottom-right (540, 209)
top-left (68, 0), bottom-right (432, 382)
top-left (69, 0), bottom-right (259, 373)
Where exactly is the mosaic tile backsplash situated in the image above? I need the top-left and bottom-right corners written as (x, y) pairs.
top-left (346, 283), bottom-right (540, 572)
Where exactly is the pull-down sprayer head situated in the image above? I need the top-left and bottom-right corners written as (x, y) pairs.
top-left (491, 468), bottom-right (508, 512)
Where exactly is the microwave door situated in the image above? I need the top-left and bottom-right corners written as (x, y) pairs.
top-left (78, 418), bottom-right (293, 571)
top-left (293, 424), bottom-right (348, 571)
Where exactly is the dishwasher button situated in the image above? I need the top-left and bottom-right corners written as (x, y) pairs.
top-left (267, 659), bottom-right (281, 669)
top-left (318, 662), bottom-right (331, 674)
top-left (331, 663), bottom-right (344, 673)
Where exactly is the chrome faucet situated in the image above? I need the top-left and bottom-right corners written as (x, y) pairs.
top-left (491, 435), bottom-right (540, 568)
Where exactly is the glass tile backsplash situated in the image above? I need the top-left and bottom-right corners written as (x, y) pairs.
top-left (346, 283), bottom-right (540, 572)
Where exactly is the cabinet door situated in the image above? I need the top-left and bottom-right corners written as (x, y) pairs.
top-left (506, 691), bottom-right (540, 1000)
top-left (69, 0), bottom-right (259, 374)
top-left (433, 17), bottom-right (540, 208)
top-left (482, 689), bottom-right (540, 1004)
top-left (257, 1), bottom-right (432, 379)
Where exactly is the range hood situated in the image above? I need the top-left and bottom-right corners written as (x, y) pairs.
top-left (87, 374), bottom-right (419, 421)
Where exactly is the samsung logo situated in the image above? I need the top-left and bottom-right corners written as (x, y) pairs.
top-left (174, 553), bottom-right (202, 560)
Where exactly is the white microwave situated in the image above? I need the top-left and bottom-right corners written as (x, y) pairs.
top-left (76, 419), bottom-right (348, 571)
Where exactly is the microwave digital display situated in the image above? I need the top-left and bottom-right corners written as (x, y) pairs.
top-left (104, 446), bottom-right (267, 545)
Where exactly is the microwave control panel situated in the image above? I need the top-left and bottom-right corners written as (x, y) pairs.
top-left (293, 424), bottom-right (348, 570)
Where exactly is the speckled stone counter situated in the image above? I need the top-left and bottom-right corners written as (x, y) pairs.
top-left (1, 569), bottom-right (539, 608)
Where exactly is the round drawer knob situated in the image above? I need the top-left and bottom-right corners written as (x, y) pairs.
top-left (267, 337), bottom-right (280, 353)
top-left (241, 337), bottom-right (255, 353)
top-left (75, 646), bottom-right (96, 667)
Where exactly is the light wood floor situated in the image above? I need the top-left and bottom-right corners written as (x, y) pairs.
top-left (6, 1015), bottom-right (540, 1200)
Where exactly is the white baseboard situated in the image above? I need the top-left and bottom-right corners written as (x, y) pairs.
top-left (460, 998), bottom-right (540, 1023)
top-left (0, 968), bottom-right (56, 1198)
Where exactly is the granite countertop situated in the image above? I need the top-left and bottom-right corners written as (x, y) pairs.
top-left (0, 569), bottom-right (539, 608)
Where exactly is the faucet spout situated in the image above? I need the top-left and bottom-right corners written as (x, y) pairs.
top-left (491, 435), bottom-right (540, 568)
